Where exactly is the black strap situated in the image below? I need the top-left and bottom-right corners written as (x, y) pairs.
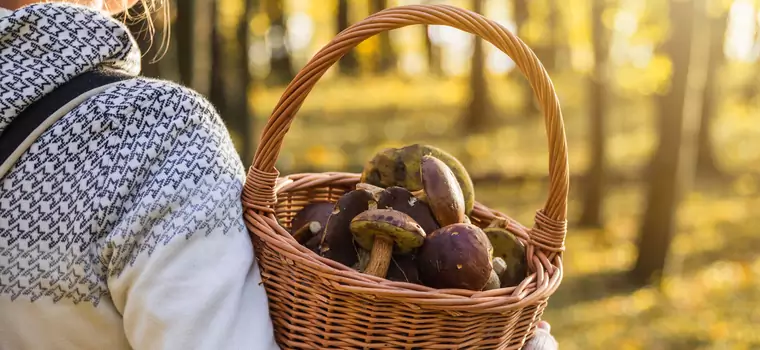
top-left (0, 68), bottom-right (133, 165)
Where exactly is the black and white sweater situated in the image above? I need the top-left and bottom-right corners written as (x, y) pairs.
top-left (0, 4), bottom-right (278, 349)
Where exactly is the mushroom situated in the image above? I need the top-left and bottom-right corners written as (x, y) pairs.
top-left (290, 202), bottom-right (334, 243)
top-left (318, 189), bottom-right (378, 267)
top-left (377, 186), bottom-right (440, 235)
top-left (482, 270), bottom-right (501, 290)
top-left (418, 223), bottom-right (493, 290)
top-left (386, 255), bottom-right (422, 284)
top-left (359, 144), bottom-right (476, 215)
top-left (349, 209), bottom-right (426, 278)
top-left (304, 234), bottom-right (322, 253)
top-left (483, 225), bottom-right (527, 288)
top-left (355, 182), bottom-right (385, 198)
top-left (492, 257), bottom-right (507, 277)
top-left (351, 248), bottom-right (371, 271)
top-left (292, 221), bottom-right (322, 245)
top-left (419, 155), bottom-right (466, 227)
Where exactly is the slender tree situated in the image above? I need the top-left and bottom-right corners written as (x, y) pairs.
top-left (578, 0), bottom-right (613, 228)
top-left (370, 0), bottom-right (397, 73)
top-left (511, 0), bottom-right (538, 117)
top-left (631, 0), bottom-right (710, 286)
top-left (424, 25), bottom-right (443, 76)
top-left (462, 0), bottom-right (495, 133)
top-left (216, 0), bottom-right (256, 165)
top-left (696, 6), bottom-right (729, 178)
top-left (174, 0), bottom-right (193, 86)
top-left (174, 0), bottom-right (213, 95)
top-left (544, 0), bottom-right (559, 71)
top-left (234, 0), bottom-right (257, 165)
top-left (336, 0), bottom-right (359, 75)
top-left (264, 0), bottom-right (295, 85)
top-left (210, 1), bottom-right (225, 111)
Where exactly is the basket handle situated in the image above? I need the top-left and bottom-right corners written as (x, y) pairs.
top-left (245, 4), bottom-right (569, 252)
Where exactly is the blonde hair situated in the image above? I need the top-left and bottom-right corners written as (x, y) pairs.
top-left (120, 0), bottom-right (170, 62)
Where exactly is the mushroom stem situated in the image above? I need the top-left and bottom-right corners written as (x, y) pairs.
top-left (356, 183), bottom-right (385, 197)
top-left (352, 248), bottom-right (371, 271)
top-left (411, 190), bottom-right (427, 202)
top-left (293, 221), bottom-right (321, 244)
top-left (363, 235), bottom-right (394, 277)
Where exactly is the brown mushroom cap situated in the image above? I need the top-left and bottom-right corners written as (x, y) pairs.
top-left (483, 227), bottom-right (527, 287)
top-left (377, 186), bottom-right (440, 235)
top-left (291, 202), bottom-right (334, 236)
top-left (304, 234), bottom-right (322, 253)
top-left (291, 202), bottom-right (334, 251)
top-left (418, 223), bottom-right (493, 290)
top-left (292, 221), bottom-right (322, 245)
top-left (349, 209), bottom-right (426, 277)
top-left (319, 189), bottom-right (378, 267)
top-left (420, 155), bottom-right (466, 227)
top-left (386, 255), bottom-right (422, 284)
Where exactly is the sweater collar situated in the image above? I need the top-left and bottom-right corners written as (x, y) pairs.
top-left (0, 7), bottom-right (11, 19)
top-left (0, 3), bottom-right (140, 137)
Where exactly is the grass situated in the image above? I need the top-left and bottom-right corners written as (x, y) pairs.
top-left (247, 72), bottom-right (760, 349)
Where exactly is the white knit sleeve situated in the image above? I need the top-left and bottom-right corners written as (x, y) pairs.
top-left (99, 81), bottom-right (279, 350)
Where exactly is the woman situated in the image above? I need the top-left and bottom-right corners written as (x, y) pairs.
top-left (0, 1), bottom-right (557, 349)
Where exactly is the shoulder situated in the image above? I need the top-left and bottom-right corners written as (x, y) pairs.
top-left (88, 78), bottom-right (247, 273)
top-left (97, 77), bottom-right (221, 127)
top-left (83, 76), bottom-right (245, 183)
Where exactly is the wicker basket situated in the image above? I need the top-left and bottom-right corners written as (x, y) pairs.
top-left (242, 4), bottom-right (569, 349)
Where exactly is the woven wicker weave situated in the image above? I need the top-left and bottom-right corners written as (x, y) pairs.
top-left (242, 4), bottom-right (569, 349)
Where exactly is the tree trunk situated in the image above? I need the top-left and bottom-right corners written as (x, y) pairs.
top-left (533, 0), bottom-right (559, 72)
top-left (264, 0), bottom-right (294, 86)
top-left (234, 0), bottom-right (256, 166)
top-left (174, 0), bottom-right (213, 95)
top-left (424, 25), bottom-right (442, 76)
top-left (696, 10), bottom-right (729, 178)
top-left (462, 0), bottom-right (495, 133)
top-left (370, 0), bottom-right (396, 73)
top-left (511, 0), bottom-right (538, 117)
top-left (215, 0), bottom-right (256, 166)
top-left (175, 0), bottom-right (194, 87)
top-left (631, 0), bottom-right (710, 286)
top-left (513, 0), bottom-right (528, 34)
top-left (210, 1), bottom-right (225, 111)
top-left (578, 0), bottom-right (611, 228)
top-left (544, 0), bottom-right (558, 71)
top-left (336, 0), bottom-right (359, 75)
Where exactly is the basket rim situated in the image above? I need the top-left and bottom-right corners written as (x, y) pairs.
top-left (245, 172), bottom-right (564, 314)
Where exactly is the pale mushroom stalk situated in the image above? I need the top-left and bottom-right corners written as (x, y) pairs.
top-left (363, 235), bottom-right (394, 277)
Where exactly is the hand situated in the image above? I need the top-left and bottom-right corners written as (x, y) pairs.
top-left (523, 321), bottom-right (558, 350)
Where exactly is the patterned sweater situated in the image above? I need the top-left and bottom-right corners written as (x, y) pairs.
top-left (0, 4), bottom-right (279, 349)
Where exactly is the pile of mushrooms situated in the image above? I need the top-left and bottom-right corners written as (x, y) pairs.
top-left (286, 144), bottom-right (528, 291)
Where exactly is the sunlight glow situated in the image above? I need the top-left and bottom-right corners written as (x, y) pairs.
top-left (725, 0), bottom-right (757, 62)
top-left (286, 12), bottom-right (314, 52)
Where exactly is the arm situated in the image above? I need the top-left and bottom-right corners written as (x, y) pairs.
top-left (101, 83), bottom-right (279, 350)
